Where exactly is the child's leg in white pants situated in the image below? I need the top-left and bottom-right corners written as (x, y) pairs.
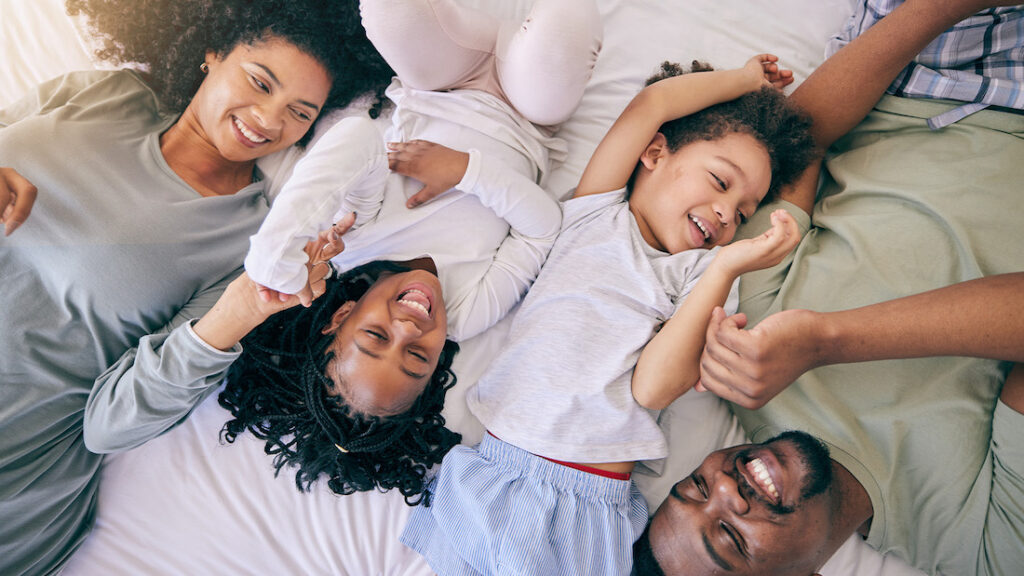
top-left (360, 0), bottom-right (602, 126)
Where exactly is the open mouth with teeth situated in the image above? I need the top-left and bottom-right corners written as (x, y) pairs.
top-left (743, 456), bottom-right (780, 504)
top-left (233, 117), bottom-right (268, 144)
top-left (689, 214), bottom-right (711, 244)
top-left (396, 286), bottom-right (433, 320)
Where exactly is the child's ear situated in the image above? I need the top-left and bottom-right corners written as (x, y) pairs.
top-left (321, 301), bottom-right (356, 335)
top-left (639, 132), bottom-right (669, 170)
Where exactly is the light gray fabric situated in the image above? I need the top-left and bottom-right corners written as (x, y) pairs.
top-left (734, 96), bottom-right (1024, 576)
top-left (0, 70), bottom-right (268, 576)
top-left (468, 188), bottom-right (738, 464)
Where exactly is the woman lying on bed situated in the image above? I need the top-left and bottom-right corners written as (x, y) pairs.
top-left (82, 0), bottom-right (602, 505)
top-left (0, 1), bottom-right (393, 574)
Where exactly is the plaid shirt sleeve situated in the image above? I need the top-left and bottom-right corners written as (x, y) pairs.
top-left (826, 1), bottom-right (1024, 129)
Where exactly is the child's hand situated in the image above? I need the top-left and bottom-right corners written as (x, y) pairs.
top-left (387, 140), bottom-right (470, 209)
top-left (256, 212), bottom-right (356, 307)
top-left (697, 306), bottom-right (820, 409)
top-left (743, 53), bottom-right (793, 91)
top-left (0, 167), bottom-right (37, 236)
top-left (714, 209), bottom-right (800, 276)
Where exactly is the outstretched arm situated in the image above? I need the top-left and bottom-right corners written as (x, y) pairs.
top-left (84, 232), bottom-right (344, 453)
top-left (632, 210), bottom-right (800, 409)
top-left (700, 272), bottom-right (1024, 409)
top-left (781, 0), bottom-right (1014, 214)
top-left (575, 54), bottom-right (791, 198)
top-left (245, 116), bottom-right (387, 300)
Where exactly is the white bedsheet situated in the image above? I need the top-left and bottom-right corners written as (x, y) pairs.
top-left (3, 0), bottom-right (924, 573)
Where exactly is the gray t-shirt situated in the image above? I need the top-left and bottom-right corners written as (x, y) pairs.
top-left (0, 70), bottom-right (268, 576)
top-left (468, 189), bottom-right (738, 463)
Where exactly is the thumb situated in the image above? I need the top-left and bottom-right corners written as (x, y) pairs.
top-left (296, 283), bottom-right (314, 308)
top-left (406, 185), bottom-right (433, 209)
top-left (727, 312), bottom-right (748, 330)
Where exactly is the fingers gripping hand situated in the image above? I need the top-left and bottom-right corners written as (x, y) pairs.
top-left (311, 211), bottom-right (356, 263)
top-left (0, 167), bottom-right (38, 237)
top-left (699, 307), bottom-right (821, 409)
top-left (387, 140), bottom-right (470, 209)
top-left (294, 212), bottom-right (357, 307)
top-left (255, 212), bottom-right (356, 307)
top-left (744, 53), bottom-right (794, 91)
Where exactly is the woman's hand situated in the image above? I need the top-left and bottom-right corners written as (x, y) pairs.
top-left (1, 167), bottom-right (38, 236)
top-left (387, 140), bottom-right (469, 208)
top-left (256, 211), bottom-right (355, 307)
top-left (195, 253), bottom-right (338, 352)
top-left (743, 53), bottom-right (793, 91)
top-left (714, 209), bottom-right (801, 277)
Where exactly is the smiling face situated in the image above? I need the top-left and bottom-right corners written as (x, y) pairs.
top-left (187, 36), bottom-right (331, 162)
top-left (320, 270), bottom-right (448, 417)
top-left (647, 432), bottom-right (842, 575)
top-left (629, 132), bottom-right (772, 254)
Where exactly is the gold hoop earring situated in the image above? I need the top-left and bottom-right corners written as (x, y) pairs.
top-left (200, 62), bottom-right (209, 74)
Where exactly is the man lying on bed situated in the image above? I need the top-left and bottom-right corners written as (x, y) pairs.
top-left (634, 0), bottom-right (1024, 574)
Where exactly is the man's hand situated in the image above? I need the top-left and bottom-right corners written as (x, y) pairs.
top-left (387, 140), bottom-right (469, 208)
top-left (698, 307), bottom-right (826, 409)
top-left (0, 167), bottom-right (37, 236)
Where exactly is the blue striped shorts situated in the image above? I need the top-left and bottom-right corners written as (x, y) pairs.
top-left (400, 434), bottom-right (649, 575)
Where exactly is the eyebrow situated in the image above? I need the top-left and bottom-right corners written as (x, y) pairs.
top-left (703, 532), bottom-right (735, 572)
top-left (354, 342), bottom-right (427, 380)
top-left (714, 155), bottom-right (746, 181)
top-left (671, 481), bottom-right (736, 572)
top-left (252, 62), bottom-right (321, 113)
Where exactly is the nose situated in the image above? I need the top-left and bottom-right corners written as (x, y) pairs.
top-left (392, 317), bottom-right (423, 339)
top-left (252, 103), bottom-right (284, 134)
top-left (709, 469), bottom-right (750, 516)
top-left (712, 199), bottom-right (736, 227)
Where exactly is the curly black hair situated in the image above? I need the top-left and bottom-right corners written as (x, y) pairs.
top-left (65, 0), bottom-right (394, 132)
top-left (218, 261), bottom-right (461, 505)
top-left (638, 60), bottom-right (815, 203)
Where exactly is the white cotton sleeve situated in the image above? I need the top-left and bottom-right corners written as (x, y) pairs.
top-left (244, 116), bottom-right (388, 294)
top-left (444, 148), bottom-right (562, 340)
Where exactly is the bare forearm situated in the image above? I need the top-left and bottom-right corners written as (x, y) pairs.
top-left (192, 277), bottom-right (267, 351)
top-left (791, 0), bottom-right (989, 152)
top-left (578, 68), bottom-right (760, 197)
top-left (633, 265), bottom-right (736, 409)
top-left (817, 273), bottom-right (1024, 366)
top-left (641, 68), bottom-right (762, 128)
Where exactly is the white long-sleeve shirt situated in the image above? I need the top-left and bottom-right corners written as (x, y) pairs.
top-left (245, 79), bottom-right (566, 341)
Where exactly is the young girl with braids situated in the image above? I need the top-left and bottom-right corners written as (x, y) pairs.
top-left (218, 261), bottom-right (463, 503)
top-left (82, 0), bottom-right (602, 509)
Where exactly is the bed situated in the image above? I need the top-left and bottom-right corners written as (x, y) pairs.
top-left (3, 0), bottom-right (927, 573)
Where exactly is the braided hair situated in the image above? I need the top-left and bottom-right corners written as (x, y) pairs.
top-left (219, 262), bottom-right (461, 505)
top-left (633, 60), bottom-right (815, 203)
top-left (65, 0), bottom-right (394, 136)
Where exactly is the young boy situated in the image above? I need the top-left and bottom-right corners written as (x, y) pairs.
top-left (400, 55), bottom-right (815, 575)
